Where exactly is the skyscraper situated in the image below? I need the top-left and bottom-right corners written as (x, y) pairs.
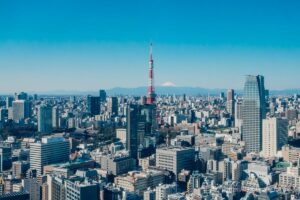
top-left (99, 89), bottom-right (107, 102)
top-left (38, 105), bottom-right (53, 134)
top-left (126, 104), bottom-right (146, 159)
top-left (227, 89), bottom-right (235, 117)
top-left (146, 43), bottom-right (156, 105)
top-left (241, 75), bottom-right (266, 153)
top-left (234, 100), bottom-right (243, 130)
top-left (107, 97), bottom-right (118, 116)
top-left (5, 97), bottom-right (13, 108)
top-left (12, 100), bottom-right (31, 123)
top-left (87, 96), bottom-right (100, 116)
top-left (52, 106), bottom-right (59, 129)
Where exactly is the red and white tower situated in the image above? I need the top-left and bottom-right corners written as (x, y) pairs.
top-left (147, 43), bottom-right (156, 105)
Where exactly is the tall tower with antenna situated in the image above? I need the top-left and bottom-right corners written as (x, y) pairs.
top-left (146, 42), bottom-right (156, 105)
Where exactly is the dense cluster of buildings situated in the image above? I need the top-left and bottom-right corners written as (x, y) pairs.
top-left (0, 46), bottom-right (300, 200)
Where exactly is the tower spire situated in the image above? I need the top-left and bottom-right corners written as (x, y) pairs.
top-left (150, 42), bottom-right (153, 61)
top-left (147, 42), bottom-right (156, 105)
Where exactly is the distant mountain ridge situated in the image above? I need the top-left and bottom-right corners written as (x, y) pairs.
top-left (17, 86), bottom-right (300, 96)
top-left (107, 87), bottom-right (300, 96)
top-left (1, 87), bottom-right (300, 96)
top-left (107, 86), bottom-right (230, 96)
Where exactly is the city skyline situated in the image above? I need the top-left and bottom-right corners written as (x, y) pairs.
top-left (1, 0), bottom-right (300, 92)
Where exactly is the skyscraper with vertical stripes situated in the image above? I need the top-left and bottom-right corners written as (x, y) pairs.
top-left (241, 75), bottom-right (266, 153)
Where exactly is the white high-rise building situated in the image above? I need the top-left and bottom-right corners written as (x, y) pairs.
top-left (38, 105), bottom-right (53, 133)
top-left (262, 117), bottom-right (288, 158)
top-left (12, 100), bottom-right (31, 123)
top-left (52, 106), bottom-right (59, 129)
top-left (234, 101), bottom-right (243, 130)
top-left (30, 137), bottom-right (70, 175)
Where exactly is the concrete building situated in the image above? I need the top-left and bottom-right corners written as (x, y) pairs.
top-left (116, 128), bottom-right (127, 144)
top-left (30, 137), bottom-right (70, 175)
top-left (0, 178), bottom-right (4, 196)
top-left (279, 161), bottom-right (300, 191)
top-left (219, 158), bottom-right (232, 181)
top-left (139, 156), bottom-right (155, 170)
top-left (247, 162), bottom-right (273, 186)
top-left (47, 174), bottom-right (66, 200)
top-left (12, 161), bottom-right (30, 179)
top-left (43, 159), bottom-right (95, 178)
top-left (114, 170), bottom-right (165, 195)
top-left (65, 177), bottom-right (100, 200)
top-left (262, 117), bottom-right (288, 158)
top-left (282, 145), bottom-right (300, 163)
top-left (93, 152), bottom-right (136, 176)
top-left (155, 183), bottom-right (177, 200)
top-left (156, 146), bottom-right (195, 175)
top-left (231, 160), bottom-right (247, 182)
top-left (187, 171), bottom-right (202, 194)
top-left (22, 178), bottom-right (42, 200)
top-left (144, 189), bottom-right (156, 200)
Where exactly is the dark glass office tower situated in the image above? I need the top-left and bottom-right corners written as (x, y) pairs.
top-left (99, 90), bottom-right (107, 102)
top-left (107, 97), bottom-right (118, 116)
top-left (126, 105), bottom-right (146, 159)
top-left (87, 96), bottom-right (100, 115)
top-left (241, 75), bottom-right (266, 153)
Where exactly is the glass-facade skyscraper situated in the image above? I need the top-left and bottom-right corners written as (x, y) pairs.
top-left (99, 89), bottom-right (107, 103)
top-left (87, 96), bottom-right (100, 116)
top-left (38, 104), bottom-right (53, 134)
top-left (241, 75), bottom-right (266, 153)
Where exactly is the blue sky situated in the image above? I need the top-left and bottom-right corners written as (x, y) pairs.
top-left (0, 0), bottom-right (300, 92)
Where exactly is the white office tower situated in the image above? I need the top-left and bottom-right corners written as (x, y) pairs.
top-left (30, 137), bottom-right (70, 175)
top-left (38, 105), bottom-right (53, 133)
top-left (226, 89), bottom-right (235, 117)
top-left (155, 183), bottom-right (177, 200)
top-left (52, 106), bottom-right (59, 129)
top-left (262, 117), bottom-right (288, 158)
top-left (156, 146), bottom-right (195, 175)
top-left (12, 100), bottom-right (31, 123)
top-left (234, 101), bottom-right (243, 130)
